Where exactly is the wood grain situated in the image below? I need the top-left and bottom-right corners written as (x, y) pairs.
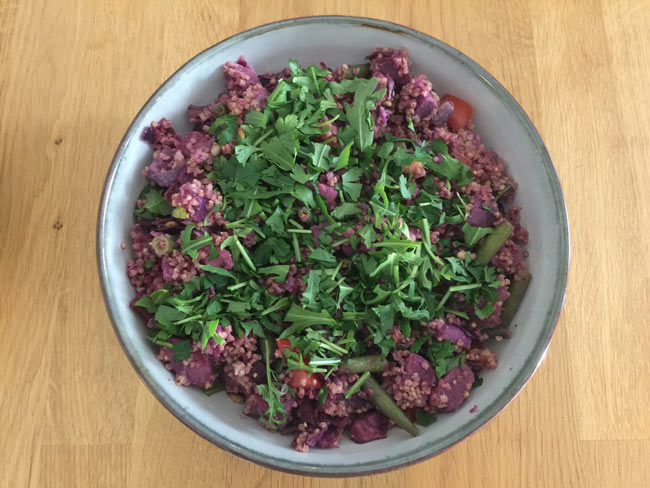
top-left (1, 1), bottom-right (649, 486)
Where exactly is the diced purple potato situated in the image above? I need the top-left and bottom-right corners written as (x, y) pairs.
top-left (135, 217), bottom-right (182, 234)
top-left (180, 131), bottom-right (213, 163)
top-left (432, 323), bottom-right (471, 349)
top-left (414, 94), bottom-right (438, 119)
top-left (467, 201), bottom-right (497, 227)
top-left (432, 101), bottom-right (454, 127)
top-left (248, 360), bottom-right (267, 385)
top-left (403, 352), bottom-right (437, 386)
top-left (317, 183), bottom-right (338, 210)
top-left (315, 417), bottom-right (348, 449)
top-left (157, 346), bottom-right (215, 388)
top-left (345, 393), bottom-right (371, 411)
top-left (368, 49), bottom-right (411, 86)
top-left (348, 412), bottom-right (388, 444)
top-left (244, 393), bottom-right (268, 418)
top-left (297, 399), bottom-right (319, 426)
top-left (223, 55), bottom-right (261, 90)
top-left (207, 248), bottom-right (234, 271)
top-left (430, 365), bottom-right (475, 412)
top-left (189, 197), bottom-right (209, 222)
top-left (150, 167), bottom-right (182, 187)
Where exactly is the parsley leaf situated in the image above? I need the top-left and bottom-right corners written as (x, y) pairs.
top-left (172, 340), bottom-right (192, 362)
top-left (341, 168), bottom-right (363, 202)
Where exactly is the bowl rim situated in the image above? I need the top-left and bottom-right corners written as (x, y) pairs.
top-left (97, 15), bottom-right (570, 477)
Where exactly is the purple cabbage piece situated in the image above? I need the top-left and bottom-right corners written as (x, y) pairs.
top-left (403, 352), bottom-right (437, 386)
top-left (430, 365), bottom-right (475, 412)
top-left (432, 101), bottom-right (454, 127)
top-left (348, 412), bottom-right (388, 444)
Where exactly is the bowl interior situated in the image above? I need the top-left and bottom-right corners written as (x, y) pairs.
top-left (98, 17), bottom-right (568, 476)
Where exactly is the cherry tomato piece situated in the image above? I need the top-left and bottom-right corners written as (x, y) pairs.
top-left (440, 94), bottom-right (473, 131)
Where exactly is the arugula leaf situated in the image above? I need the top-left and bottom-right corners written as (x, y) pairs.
top-left (280, 304), bottom-right (337, 338)
top-left (399, 174), bottom-right (417, 199)
top-left (310, 142), bottom-right (331, 169)
top-left (180, 225), bottom-right (213, 259)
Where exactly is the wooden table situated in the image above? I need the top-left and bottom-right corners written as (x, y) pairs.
top-left (2, 1), bottom-right (649, 486)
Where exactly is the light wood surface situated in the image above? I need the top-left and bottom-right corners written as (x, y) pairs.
top-left (2, 1), bottom-right (649, 486)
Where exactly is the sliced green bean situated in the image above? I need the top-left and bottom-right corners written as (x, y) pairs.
top-left (343, 63), bottom-right (371, 79)
top-left (339, 355), bottom-right (389, 374)
top-left (363, 376), bottom-right (419, 437)
top-left (499, 269), bottom-right (532, 328)
top-left (475, 221), bottom-right (514, 265)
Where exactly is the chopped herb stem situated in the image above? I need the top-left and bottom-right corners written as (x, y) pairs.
top-left (344, 371), bottom-right (370, 398)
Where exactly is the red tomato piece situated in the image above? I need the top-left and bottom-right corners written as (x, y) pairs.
top-left (440, 94), bottom-right (473, 131)
top-left (288, 370), bottom-right (325, 390)
top-left (276, 338), bottom-right (296, 355)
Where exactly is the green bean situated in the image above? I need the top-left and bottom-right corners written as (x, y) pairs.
top-left (499, 269), bottom-right (532, 328)
top-left (339, 355), bottom-right (389, 374)
top-left (475, 221), bottom-right (514, 265)
top-left (363, 376), bottom-right (419, 437)
top-left (343, 63), bottom-right (371, 79)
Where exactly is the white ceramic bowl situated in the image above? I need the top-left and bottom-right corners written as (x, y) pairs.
top-left (97, 16), bottom-right (569, 476)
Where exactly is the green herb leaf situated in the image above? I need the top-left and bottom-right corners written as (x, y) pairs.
top-left (172, 340), bottom-right (192, 362)
top-left (462, 222), bottom-right (494, 248)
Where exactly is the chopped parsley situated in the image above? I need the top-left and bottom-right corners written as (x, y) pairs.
top-left (133, 57), bottom-right (512, 430)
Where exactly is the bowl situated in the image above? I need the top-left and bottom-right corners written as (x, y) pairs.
top-left (97, 16), bottom-right (569, 476)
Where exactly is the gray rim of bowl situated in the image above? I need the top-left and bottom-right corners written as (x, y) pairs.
top-left (97, 15), bottom-right (570, 477)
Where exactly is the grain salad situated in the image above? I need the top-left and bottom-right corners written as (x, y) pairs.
top-left (128, 48), bottom-right (530, 452)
